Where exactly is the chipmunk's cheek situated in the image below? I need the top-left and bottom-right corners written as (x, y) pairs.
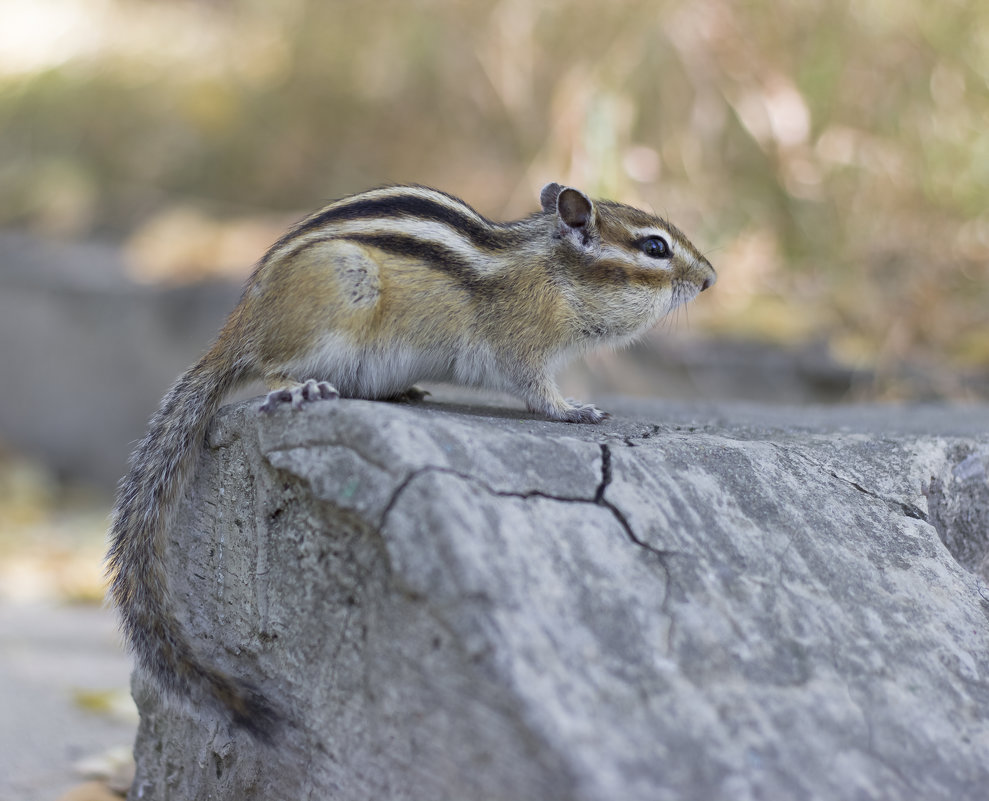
top-left (655, 287), bottom-right (677, 317)
top-left (583, 258), bottom-right (631, 285)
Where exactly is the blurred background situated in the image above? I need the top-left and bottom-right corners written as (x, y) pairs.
top-left (1, 0), bottom-right (987, 797)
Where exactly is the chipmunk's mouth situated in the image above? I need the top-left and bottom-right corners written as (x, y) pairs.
top-left (668, 279), bottom-right (703, 312)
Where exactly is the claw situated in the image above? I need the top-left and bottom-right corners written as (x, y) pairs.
top-left (259, 380), bottom-right (339, 413)
top-left (391, 386), bottom-right (431, 404)
top-left (558, 399), bottom-right (609, 424)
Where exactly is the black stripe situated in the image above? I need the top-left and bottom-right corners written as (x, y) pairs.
top-left (341, 233), bottom-right (498, 295)
top-left (276, 233), bottom-right (499, 297)
top-left (292, 190), bottom-right (515, 252)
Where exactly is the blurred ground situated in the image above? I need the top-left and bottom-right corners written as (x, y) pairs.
top-left (0, 449), bottom-right (134, 801)
top-left (0, 602), bottom-right (134, 801)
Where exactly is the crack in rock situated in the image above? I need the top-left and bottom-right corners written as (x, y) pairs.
top-left (375, 444), bottom-right (680, 652)
top-left (778, 444), bottom-right (929, 523)
top-left (377, 445), bottom-right (676, 565)
top-left (780, 442), bottom-right (989, 581)
top-left (594, 444), bottom-right (677, 561)
top-left (829, 471), bottom-right (928, 522)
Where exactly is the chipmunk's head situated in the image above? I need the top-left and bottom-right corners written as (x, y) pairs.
top-left (540, 182), bottom-right (716, 339)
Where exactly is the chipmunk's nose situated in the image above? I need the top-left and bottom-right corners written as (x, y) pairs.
top-left (698, 258), bottom-right (717, 291)
top-left (701, 276), bottom-right (714, 292)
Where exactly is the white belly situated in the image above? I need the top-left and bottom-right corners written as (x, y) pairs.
top-left (282, 333), bottom-right (511, 399)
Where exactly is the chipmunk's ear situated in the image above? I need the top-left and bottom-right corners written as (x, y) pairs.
top-left (539, 182), bottom-right (564, 212)
top-left (540, 183), bottom-right (594, 231)
top-left (556, 187), bottom-right (593, 230)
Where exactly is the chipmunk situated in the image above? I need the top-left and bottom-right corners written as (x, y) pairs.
top-left (106, 182), bottom-right (716, 741)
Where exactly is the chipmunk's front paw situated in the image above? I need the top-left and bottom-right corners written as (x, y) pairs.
top-left (259, 379), bottom-right (339, 413)
top-left (556, 400), bottom-right (610, 424)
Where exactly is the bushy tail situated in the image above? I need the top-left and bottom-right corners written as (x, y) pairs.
top-left (106, 336), bottom-right (280, 742)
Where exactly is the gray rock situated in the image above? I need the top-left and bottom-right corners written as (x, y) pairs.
top-left (128, 396), bottom-right (989, 801)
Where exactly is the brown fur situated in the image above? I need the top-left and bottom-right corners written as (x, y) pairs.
top-left (106, 183), bottom-right (716, 741)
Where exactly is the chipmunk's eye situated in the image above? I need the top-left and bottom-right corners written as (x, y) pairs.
top-left (640, 236), bottom-right (671, 259)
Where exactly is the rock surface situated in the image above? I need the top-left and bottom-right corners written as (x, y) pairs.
top-left (129, 395), bottom-right (989, 801)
